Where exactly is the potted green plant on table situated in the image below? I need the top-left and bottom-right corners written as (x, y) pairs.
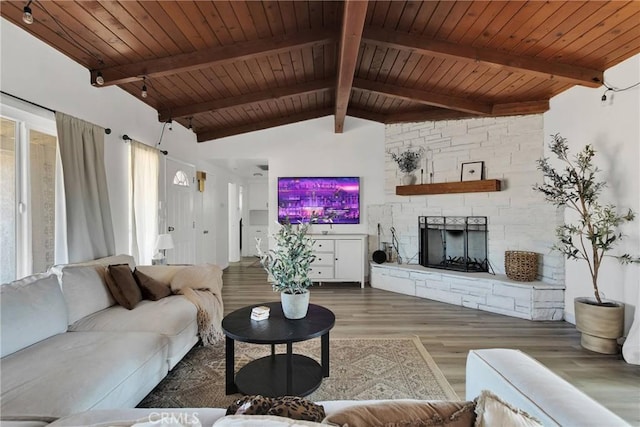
top-left (257, 220), bottom-right (316, 319)
top-left (534, 134), bottom-right (637, 354)
top-left (389, 147), bottom-right (424, 185)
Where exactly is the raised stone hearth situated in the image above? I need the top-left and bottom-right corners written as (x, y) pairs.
top-left (370, 263), bottom-right (564, 321)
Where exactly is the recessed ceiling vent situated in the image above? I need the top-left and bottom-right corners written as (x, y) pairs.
top-left (257, 164), bottom-right (269, 171)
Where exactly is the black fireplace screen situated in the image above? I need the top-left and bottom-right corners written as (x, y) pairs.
top-left (419, 216), bottom-right (488, 272)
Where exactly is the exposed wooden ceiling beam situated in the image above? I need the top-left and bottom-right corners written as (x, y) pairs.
top-left (159, 79), bottom-right (334, 122)
top-left (346, 108), bottom-right (387, 124)
top-left (384, 109), bottom-right (476, 123)
top-left (196, 108), bottom-right (333, 142)
top-left (334, 0), bottom-right (368, 133)
top-left (492, 100), bottom-right (549, 115)
top-left (381, 99), bottom-right (549, 124)
top-left (362, 28), bottom-right (603, 88)
top-left (91, 29), bottom-right (335, 87)
top-left (354, 78), bottom-right (493, 115)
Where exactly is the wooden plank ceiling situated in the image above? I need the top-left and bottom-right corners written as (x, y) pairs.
top-left (2, 1), bottom-right (639, 142)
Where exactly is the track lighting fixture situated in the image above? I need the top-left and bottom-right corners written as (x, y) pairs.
top-left (141, 77), bottom-right (148, 98)
top-left (95, 71), bottom-right (104, 86)
top-left (188, 117), bottom-right (193, 130)
top-left (23, 1), bottom-right (34, 25)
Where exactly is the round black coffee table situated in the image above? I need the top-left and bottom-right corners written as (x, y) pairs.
top-left (222, 302), bottom-right (335, 397)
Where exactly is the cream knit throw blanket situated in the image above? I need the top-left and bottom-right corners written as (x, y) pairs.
top-left (171, 264), bottom-right (224, 345)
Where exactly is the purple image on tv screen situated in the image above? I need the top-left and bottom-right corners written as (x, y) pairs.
top-left (278, 177), bottom-right (360, 224)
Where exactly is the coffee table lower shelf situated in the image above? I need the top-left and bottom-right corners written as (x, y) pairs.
top-left (235, 354), bottom-right (323, 397)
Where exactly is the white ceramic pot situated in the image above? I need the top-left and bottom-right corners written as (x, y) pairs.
top-left (401, 173), bottom-right (417, 185)
top-left (281, 290), bottom-right (310, 319)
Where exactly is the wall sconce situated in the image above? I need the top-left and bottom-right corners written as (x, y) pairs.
top-left (196, 171), bottom-right (206, 192)
top-left (152, 234), bottom-right (174, 265)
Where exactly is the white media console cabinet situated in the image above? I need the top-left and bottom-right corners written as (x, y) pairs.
top-left (309, 234), bottom-right (368, 288)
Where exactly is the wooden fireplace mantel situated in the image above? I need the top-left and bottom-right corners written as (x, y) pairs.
top-left (396, 179), bottom-right (501, 196)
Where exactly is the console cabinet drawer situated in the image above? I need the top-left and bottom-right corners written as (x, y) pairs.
top-left (311, 254), bottom-right (334, 266)
top-left (313, 240), bottom-right (334, 252)
top-left (309, 266), bottom-right (334, 279)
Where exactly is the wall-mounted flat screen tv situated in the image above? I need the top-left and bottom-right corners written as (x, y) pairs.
top-left (278, 177), bottom-right (360, 224)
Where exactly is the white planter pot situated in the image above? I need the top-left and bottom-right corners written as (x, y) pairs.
top-left (281, 291), bottom-right (310, 319)
top-left (401, 173), bottom-right (417, 185)
top-left (575, 297), bottom-right (624, 354)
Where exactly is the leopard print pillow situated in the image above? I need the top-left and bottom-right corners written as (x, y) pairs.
top-left (226, 395), bottom-right (272, 416)
top-left (226, 395), bottom-right (326, 422)
top-left (268, 396), bottom-right (326, 422)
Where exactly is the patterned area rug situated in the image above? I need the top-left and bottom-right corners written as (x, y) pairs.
top-left (138, 337), bottom-right (458, 409)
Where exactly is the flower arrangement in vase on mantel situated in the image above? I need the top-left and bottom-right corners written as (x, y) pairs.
top-left (388, 147), bottom-right (425, 185)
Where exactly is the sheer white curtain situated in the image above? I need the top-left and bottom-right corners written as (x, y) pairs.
top-left (55, 112), bottom-right (115, 262)
top-left (131, 140), bottom-right (159, 265)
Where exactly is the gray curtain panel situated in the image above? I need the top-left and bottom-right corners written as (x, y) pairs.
top-left (55, 112), bottom-right (115, 262)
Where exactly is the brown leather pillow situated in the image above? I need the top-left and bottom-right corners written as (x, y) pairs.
top-left (323, 400), bottom-right (476, 427)
top-left (134, 269), bottom-right (171, 301)
top-left (104, 264), bottom-right (142, 309)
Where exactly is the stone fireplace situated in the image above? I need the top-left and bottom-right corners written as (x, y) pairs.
top-left (419, 216), bottom-right (488, 272)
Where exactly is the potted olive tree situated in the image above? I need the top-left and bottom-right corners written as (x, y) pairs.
top-left (257, 220), bottom-right (316, 319)
top-left (534, 134), bottom-right (637, 354)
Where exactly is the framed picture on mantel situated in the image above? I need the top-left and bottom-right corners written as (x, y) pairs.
top-left (461, 161), bottom-right (484, 181)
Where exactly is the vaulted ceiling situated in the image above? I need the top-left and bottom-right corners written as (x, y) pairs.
top-left (2, 1), bottom-right (639, 142)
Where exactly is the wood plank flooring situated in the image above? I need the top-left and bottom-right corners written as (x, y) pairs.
top-left (222, 259), bottom-right (640, 425)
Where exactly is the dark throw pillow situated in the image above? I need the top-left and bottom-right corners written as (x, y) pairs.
top-left (134, 269), bottom-right (171, 301)
top-left (104, 264), bottom-right (142, 310)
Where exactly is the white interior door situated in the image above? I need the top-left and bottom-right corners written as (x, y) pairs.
top-left (228, 183), bottom-right (240, 262)
top-left (166, 158), bottom-right (195, 264)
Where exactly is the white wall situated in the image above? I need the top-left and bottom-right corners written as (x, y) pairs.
top-left (544, 53), bottom-right (640, 332)
top-left (376, 115), bottom-right (563, 281)
top-left (197, 115), bottom-right (387, 242)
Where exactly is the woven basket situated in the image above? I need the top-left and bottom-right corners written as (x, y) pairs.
top-left (505, 251), bottom-right (538, 282)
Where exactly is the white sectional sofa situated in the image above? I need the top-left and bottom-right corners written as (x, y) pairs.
top-left (0, 255), bottom-right (211, 420)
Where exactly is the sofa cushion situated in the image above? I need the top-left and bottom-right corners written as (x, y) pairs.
top-left (134, 269), bottom-right (171, 301)
top-left (47, 409), bottom-right (227, 427)
top-left (59, 265), bottom-right (115, 325)
top-left (105, 264), bottom-right (142, 309)
top-left (0, 331), bottom-right (168, 418)
top-left (1, 274), bottom-right (68, 357)
top-left (323, 400), bottom-right (476, 427)
top-left (69, 296), bottom-right (197, 368)
top-left (214, 415), bottom-right (325, 426)
top-left (474, 390), bottom-right (541, 427)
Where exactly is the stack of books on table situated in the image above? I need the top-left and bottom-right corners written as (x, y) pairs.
top-left (251, 306), bottom-right (270, 321)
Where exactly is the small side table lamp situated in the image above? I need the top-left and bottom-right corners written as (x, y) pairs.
top-left (152, 234), bottom-right (174, 265)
